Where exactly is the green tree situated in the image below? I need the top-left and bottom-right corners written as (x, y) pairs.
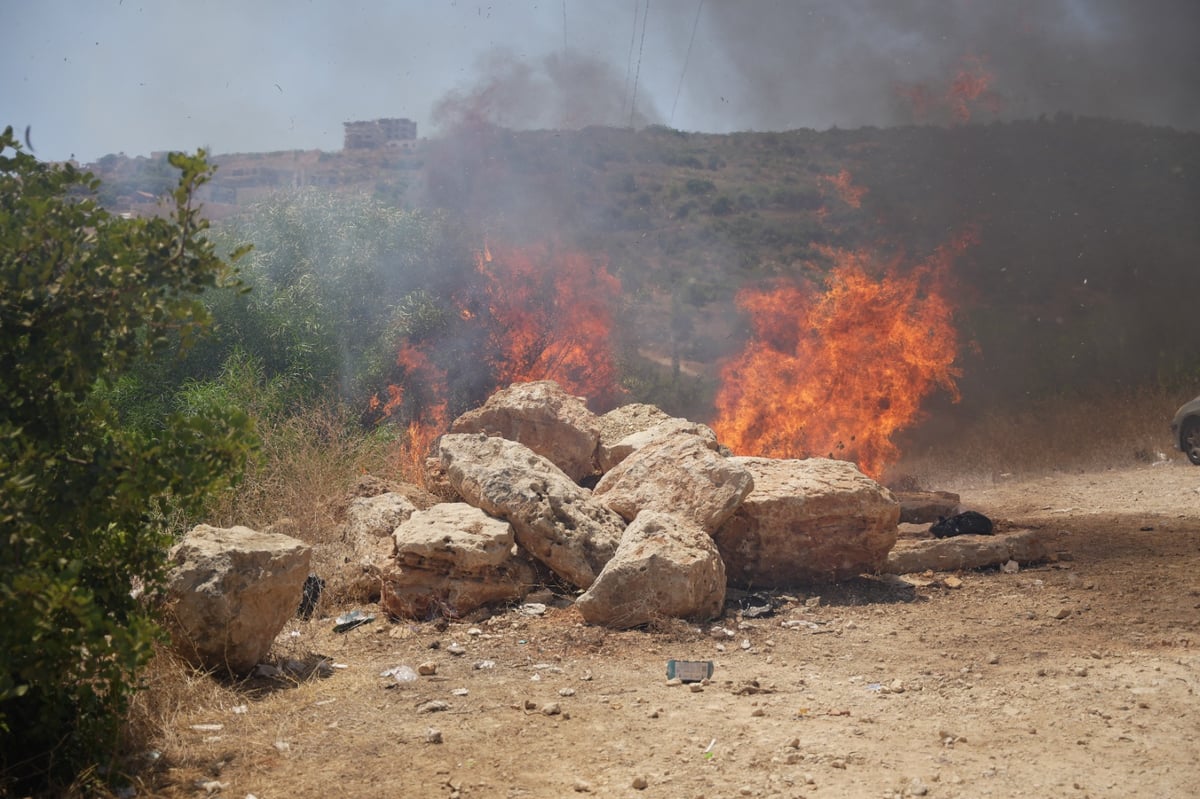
top-left (0, 127), bottom-right (254, 790)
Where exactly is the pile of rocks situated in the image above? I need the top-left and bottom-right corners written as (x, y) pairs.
top-left (161, 380), bottom-right (1047, 672)
top-left (371, 381), bottom-right (899, 628)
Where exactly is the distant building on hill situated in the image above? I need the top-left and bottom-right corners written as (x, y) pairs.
top-left (343, 118), bottom-right (418, 150)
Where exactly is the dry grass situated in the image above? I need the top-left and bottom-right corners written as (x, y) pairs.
top-left (201, 403), bottom-right (421, 581)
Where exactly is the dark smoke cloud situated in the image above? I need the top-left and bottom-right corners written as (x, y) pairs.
top-left (433, 49), bottom-right (661, 133)
top-left (671, 0), bottom-right (1200, 131)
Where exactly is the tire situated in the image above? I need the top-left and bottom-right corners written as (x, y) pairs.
top-left (1183, 417), bottom-right (1200, 466)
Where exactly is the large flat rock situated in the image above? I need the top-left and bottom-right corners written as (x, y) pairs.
top-left (884, 528), bottom-right (1047, 574)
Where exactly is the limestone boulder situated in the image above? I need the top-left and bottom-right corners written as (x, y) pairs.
top-left (885, 528), bottom-right (1047, 574)
top-left (437, 433), bottom-right (625, 589)
top-left (449, 380), bottom-right (601, 482)
top-left (713, 458), bottom-right (900, 586)
top-left (392, 503), bottom-right (517, 572)
top-left (593, 435), bottom-right (754, 533)
top-left (599, 413), bottom-right (720, 472)
top-left (342, 492), bottom-right (417, 555)
top-left (596, 403), bottom-right (671, 470)
top-left (380, 558), bottom-right (536, 620)
top-left (576, 512), bottom-right (726, 629)
top-left (892, 489), bottom-right (962, 524)
top-left (167, 525), bottom-right (311, 674)
top-left (383, 504), bottom-right (535, 618)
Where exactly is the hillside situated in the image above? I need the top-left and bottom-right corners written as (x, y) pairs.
top-left (89, 118), bottom-right (1200, 427)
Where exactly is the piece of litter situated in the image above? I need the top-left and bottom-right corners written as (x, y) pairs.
top-left (333, 610), bottom-right (376, 633)
top-left (380, 665), bottom-right (418, 683)
top-left (189, 723), bottom-right (223, 732)
top-left (231, 705), bottom-right (248, 714)
top-left (666, 660), bottom-right (714, 683)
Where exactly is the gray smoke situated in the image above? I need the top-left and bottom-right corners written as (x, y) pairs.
top-left (433, 48), bottom-right (661, 133)
top-left (667, 0), bottom-right (1200, 131)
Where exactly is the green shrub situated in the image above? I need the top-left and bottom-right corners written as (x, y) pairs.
top-left (0, 128), bottom-right (254, 791)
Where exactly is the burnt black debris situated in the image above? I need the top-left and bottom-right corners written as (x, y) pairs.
top-left (930, 511), bottom-right (994, 539)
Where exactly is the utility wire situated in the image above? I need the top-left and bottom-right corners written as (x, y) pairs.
top-left (622, 0), bottom-right (640, 122)
top-left (629, 0), bottom-right (650, 128)
top-left (670, 0), bottom-right (705, 128)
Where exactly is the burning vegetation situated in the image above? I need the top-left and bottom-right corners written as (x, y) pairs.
top-left (711, 232), bottom-right (976, 479)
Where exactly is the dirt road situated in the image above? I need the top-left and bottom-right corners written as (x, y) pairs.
top-left (155, 463), bottom-right (1200, 798)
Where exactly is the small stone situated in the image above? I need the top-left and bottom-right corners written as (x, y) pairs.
top-left (467, 627), bottom-right (482, 636)
top-left (908, 777), bottom-right (929, 796)
top-left (787, 737), bottom-right (801, 749)
top-left (473, 659), bottom-right (495, 670)
top-left (573, 779), bottom-right (592, 792)
top-left (273, 740), bottom-right (290, 752)
top-left (750, 708), bottom-right (765, 717)
top-left (987, 653), bottom-right (1001, 665)
top-left (418, 700), bottom-right (450, 713)
top-left (689, 683), bottom-right (704, 693)
top-left (417, 661), bottom-right (438, 676)
top-left (888, 679), bottom-right (905, 694)
top-left (558, 687), bottom-right (577, 697)
top-left (447, 642), bottom-right (466, 655)
top-left (740, 639), bottom-right (752, 651)
top-left (1051, 607), bottom-right (1072, 620)
top-left (425, 727), bottom-right (443, 744)
top-left (1001, 560), bottom-right (1020, 574)
top-left (943, 576), bottom-right (963, 589)
top-left (1072, 666), bottom-right (1089, 677)
top-left (632, 776), bottom-right (649, 790)
top-left (666, 677), bottom-right (683, 686)
top-left (542, 702), bottom-right (562, 716)
top-left (831, 758), bottom-right (847, 769)
top-left (451, 688), bottom-right (470, 696)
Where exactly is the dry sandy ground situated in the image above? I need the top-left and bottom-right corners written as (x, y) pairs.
top-left (148, 463), bottom-right (1200, 799)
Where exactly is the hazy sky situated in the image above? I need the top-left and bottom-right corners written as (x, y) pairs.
top-left (5, 0), bottom-right (1199, 163)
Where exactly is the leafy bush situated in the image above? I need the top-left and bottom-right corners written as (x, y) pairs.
top-left (0, 128), bottom-right (254, 791)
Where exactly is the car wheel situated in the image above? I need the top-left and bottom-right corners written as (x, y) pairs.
top-left (1183, 417), bottom-right (1200, 465)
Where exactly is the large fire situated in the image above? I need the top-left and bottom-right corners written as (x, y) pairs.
top-left (471, 242), bottom-right (623, 408)
top-left (712, 231), bottom-right (977, 478)
top-left (372, 241), bottom-right (623, 480)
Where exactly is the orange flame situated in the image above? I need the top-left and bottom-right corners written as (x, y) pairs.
top-left (712, 231), bottom-right (977, 478)
top-left (819, 169), bottom-right (867, 209)
top-left (371, 343), bottom-right (450, 483)
top-left (895, 54), bottom-right (1003, 124)
top-left (472, 242), bottom-right (623, 409)
top-left (374, 240), bottom-right (624, 482)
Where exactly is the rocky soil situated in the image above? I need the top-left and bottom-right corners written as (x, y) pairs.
top-left (151, 463), bottom-right (1199, 798)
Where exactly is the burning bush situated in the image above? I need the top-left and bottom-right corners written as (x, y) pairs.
top-left (712, 233), bottom-right (976, 478)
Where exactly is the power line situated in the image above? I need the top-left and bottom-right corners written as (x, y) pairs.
top-left (629, 0), bottom-right (650, 128)
top-left (670, 0), bottom-right (705, 128)
top-left (622, 0), bottom-right (640, 122)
